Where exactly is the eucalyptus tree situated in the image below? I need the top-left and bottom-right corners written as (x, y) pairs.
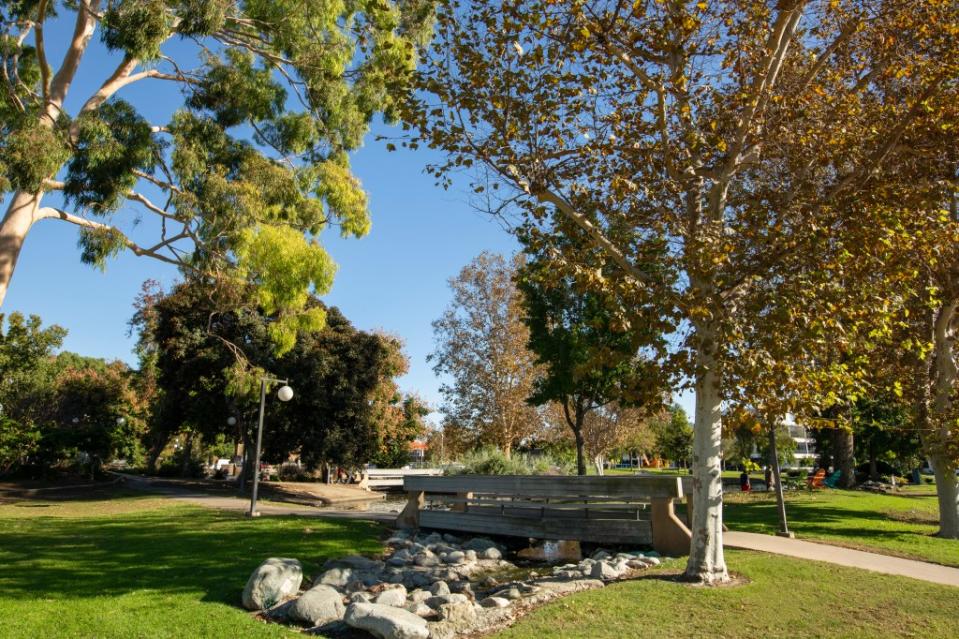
top-left (0, 0), bottom-right (433, 347)
top-left (410, 0), bottom-right (959, 581)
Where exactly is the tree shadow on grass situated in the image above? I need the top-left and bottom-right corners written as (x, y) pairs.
top-left (724, 493), bottom-right (939, 543)
top-left (0, 507), bottom-right (385, 606)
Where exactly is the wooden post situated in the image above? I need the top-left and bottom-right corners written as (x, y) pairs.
top-left (651, 497), bottom-right (692, 556)
top-left (396, 490), bottom-right (424, 529)
top-left (452, 491), bottom-right (473, 513)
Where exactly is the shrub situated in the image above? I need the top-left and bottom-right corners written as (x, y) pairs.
top-left (447, 448), bottom-right (573, 476)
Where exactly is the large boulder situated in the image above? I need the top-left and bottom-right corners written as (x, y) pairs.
top-left (344, 602), bottom-right (429, 639)
top-left (289, 584), bottom-right (345, 625)
top-left (242, 558), bottom-right (303, 610)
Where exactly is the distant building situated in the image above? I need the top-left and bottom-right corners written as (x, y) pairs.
top-left (409, 440), bottom-right (428, 463)
top-left (782, 413), bottom-right (816, 468)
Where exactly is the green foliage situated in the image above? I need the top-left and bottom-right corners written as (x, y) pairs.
top-left (65, 99), bottom-right (159, 214)
top-left (448, 447), bottom-right (573, 476)
top-left (233, 225), bottom-right (335, 354)
top-left (171, 0), bottom-right (230, 36)
top-left (136, 280), bottom-right (412, 470)
top-left (77, 226), bottom-right (127, 270)
top-left (0, 123), bottom-right (68, 193)
top-left (650, 405), bottom-right (693, 466)
top-left (0, 417), bottom-right (40, 475)
top-left (101, 0), bottom-right (173, 60)
top-left (188, 49), bottom-right (285, 127)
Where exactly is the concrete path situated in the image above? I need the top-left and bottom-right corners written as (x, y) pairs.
top-left (725, 531), bottom-right (959, 587)
top-left (121, 474), bottom-right (395, 524)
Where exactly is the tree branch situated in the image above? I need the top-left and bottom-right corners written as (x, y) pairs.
top-left (45, 0), bottom-right (100, 122)
top-left (37, 206), bottom-right (191, 269)
top-left (35, 0), bottom-right (51, 100)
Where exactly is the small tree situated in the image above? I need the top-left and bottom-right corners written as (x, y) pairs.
top-left (430, 253), bottom-right (543, 456)
top-left (518, 236), bottom-right (665, 475)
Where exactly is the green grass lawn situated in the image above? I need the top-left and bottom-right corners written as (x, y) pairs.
top-left (495, 551), bottom-right (959, 639)
top-left (0, 495), bottom-right (384, 638)
top-left (724, 489), bottom-right (957, 567)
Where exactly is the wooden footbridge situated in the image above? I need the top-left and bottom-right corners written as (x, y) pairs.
top-left (396, 474), bottom-right (692, 556)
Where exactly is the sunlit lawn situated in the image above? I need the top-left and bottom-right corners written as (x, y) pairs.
top-left (0, 493), bottom-right (384, 638)
top-left (495, 551), bottom-right (959, 639)
top-left (723, 489), bottom-right (956, 567)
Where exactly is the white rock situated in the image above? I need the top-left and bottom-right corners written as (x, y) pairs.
top-left (374, 585), bottom-right (408, 607)
top-left (242, 558), bottom-right (303, 610)
top-left (425, 593), bottom-right (469, 609)
top-left (289, 584), bottom-right (345, 625)
top-left (480, 547), bottom-right (502, 560)
top-left (590, 560), bottom-right (624, 580)
top-left (351, 592), bottom-right (373, 603)
top-left (405, 601), bottom-right (435, 618)
top-left (479, 596), bottom-right (511, 608)
top-left (443, 551), bottom-right (466, 565)
top-left (413, 552), bottom-right (439, 568)
top-left (591, 550), bottom-right (611, 561)
top-left (429, 581), bottom-right (451, 596)
top-left (409, 589), bottom-right (431, 603)
top-left (644, 556), bottom-right (661, 566)
top-left (344, 602), bottom-right (429, 639)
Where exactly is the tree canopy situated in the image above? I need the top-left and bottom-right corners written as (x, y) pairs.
top-left (409, 0), bottom-right (959, 582)
top-left (0, 0), bottom-right (434, 351)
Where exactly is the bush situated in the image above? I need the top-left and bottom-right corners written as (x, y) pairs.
top-left (447, 448), bottom-right (573, 476)
top-left (276, 462), bottom-right (311, 482)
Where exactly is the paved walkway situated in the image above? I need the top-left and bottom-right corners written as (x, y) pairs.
top-left (121, 474), bottom-right (395, 524)
top-left (724, 531), bottom-right (959, 587)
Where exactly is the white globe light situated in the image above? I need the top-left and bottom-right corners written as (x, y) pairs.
top-left (277, 385), bottom-right (294, 402)
top-left (227, 416), bottom-right (237, 426)
top-left (116, 417), bottom-right (126, 425)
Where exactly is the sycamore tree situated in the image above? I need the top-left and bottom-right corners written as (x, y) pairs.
top-left (430, 252), bottom-right (543, 456)
top-left (409, 0), bottom-right (959, 581)
top-left (0, 0), bottom-right (434, 346)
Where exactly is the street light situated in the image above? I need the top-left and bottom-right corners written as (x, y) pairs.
top-left (116, 417), bottom-right (126, 426)
top-left (248, 378), bottom-right (293, 517)
top-left (227, 416), bottom-right (237, 426)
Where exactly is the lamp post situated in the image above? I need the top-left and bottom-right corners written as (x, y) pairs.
top-left (248, 377), bottom-right (293, 517)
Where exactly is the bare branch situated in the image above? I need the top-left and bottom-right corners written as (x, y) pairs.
top-left (36, 206), bottom-right (190, 269)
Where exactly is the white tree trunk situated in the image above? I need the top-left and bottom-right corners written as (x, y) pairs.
top-left (928, 299), bottom-right (959, 539)
top-left (0, 191), bottom-right (43, 307)
top-left (594, 454), bottom-right (604, 476)
top-left (931, 455), bottom-right (959, 539)
top-left (685, 340), bottom-right (729, 584)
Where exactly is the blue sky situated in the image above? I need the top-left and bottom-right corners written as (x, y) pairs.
top-left (3, 13), bottom-right (694, 422)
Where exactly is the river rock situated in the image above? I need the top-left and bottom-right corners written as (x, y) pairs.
top-left (409, 589), bottom-right (432, 603)
top-left (590, 560), bottom-right (624, 580)
top-left (443, 551), bottom-right (466, 565)
top-left (480, 596), bottom-right (511, 608)
top-left (242, 558), bottom-right (303, 610)
top-left (289, 584), bottom-right (345, 625)
top-left (344, 602), bottom-right (429, 639)
top-left (374, 585), bottom-right (408, 607)
top-left (438, 600), bottom-right (476, 626)
top-left (425, 593), bottom-right (469, 609)
top-left (429, 581), bottom-right (451, 596)
top-left (462, 537), bottom-right (500, 553)
top-left (480, 547), bottom-right (502, 560)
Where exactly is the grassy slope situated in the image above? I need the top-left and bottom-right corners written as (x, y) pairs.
top-left (723, 489), bottom-right (958, 567)
top-left (0, 496), bottom-right (383, 639)
top-left (495, 551), bottom-right (959, 639)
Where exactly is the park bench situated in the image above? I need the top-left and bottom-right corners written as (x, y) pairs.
top-left (395, 474), bottom-right (692, 556)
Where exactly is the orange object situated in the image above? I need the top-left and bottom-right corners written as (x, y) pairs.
top-left (807, 468), bottom-right (826, 488)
